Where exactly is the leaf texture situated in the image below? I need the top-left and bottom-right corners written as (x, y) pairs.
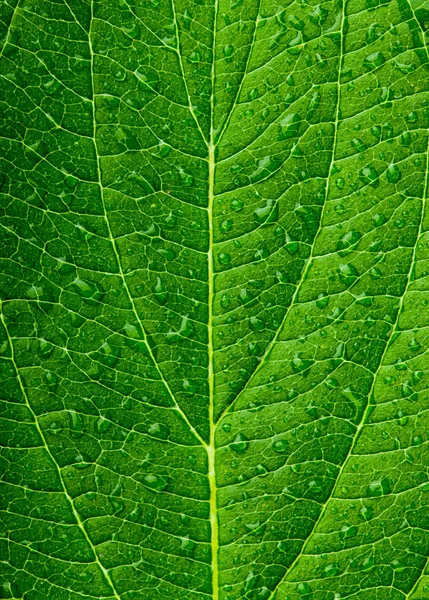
top-left (1, 0), bottom-right (429, 599)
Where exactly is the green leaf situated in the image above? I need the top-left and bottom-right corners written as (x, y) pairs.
top-left (1, 1), bottom-right (429, 599)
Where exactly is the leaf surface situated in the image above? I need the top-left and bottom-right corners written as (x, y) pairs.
top-left (1, 0), bottom-right (429, 599)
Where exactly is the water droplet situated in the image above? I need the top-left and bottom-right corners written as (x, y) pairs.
top-left (291, 353), bottom-right (314, 373)
top-left (366, 23), bottom-right (386, 44)
top-left (361, 554), bottom-right (375, 571)
top-left (189, 51), bottom-right (200, 63)
top-left (369, 267), bottom-right (382, 280)
top-left (277, 113), bottom-right (300, 140)
top-left (338, 262), bottom-right (359, 285)
top-left (238, 288), bottom-right (254, 305)
top-left (124, 323), bottom-right (140, 339)
top-left (166, 316), bottom-right (193, 343)
top-left (296, 582), bottom-right (312, 595)
top-left (142, 473), bottom-right (168, 491)
top-left (220, 219), bottom-right (233, 233)
top-left (123, 22), bottom-right (141, 39)
top-left (337, 230), bottom-right (361, 252)
top-left (359, 165), bottom-right (379, 188)
top-left (379, 86), bottom-right (393, 104)
top-left (363, 52), bottom-right (385, 70)
top-left (272, 439), bottom-right (289, 453)
top-left (248, 88), bottom-right (258, 101)
top-left (285, 235), bottom-right (299, 255)
top-left (254, 199), bottom-right (278, 224)
top-left (366, 478), bottom-right (391, 497)
top-left (316, 293), bottom-right (329, 309)
top-left (412, 434), bottom-right (423, 446)
top-left (360, 505), bottom-right (373, 520)
top-left (351, 138), bottom-right (366, 152)
top-left (249, 316), bottom-right (265, 331)
top-left (78, 570), bottom-right (93, 582)
top-left (340, 524), bottom-right (358, 539)
top-left (44, 370), bottom-right (58, 387)
top-left (309, 4), bottom-right (328, 24)
top-left (372, 213), bottom-right (387, 227)
top-left (323, 563), bottom-right (339, 577)
top-left (231, 198), bottom-right (244, 212)
top-left (218, 252), bottom-right (231, 266)
top-left (148, 422), bottom-right (170, 440)
top-left (69, 410), bottom-right (84, 438)
top-left (325, 378), bottom-right (338, 389)
top-left (386, 163), bottom-right (402, 184)
top-left (308, 92), bottom-right (321, 119)
top-left (408, 337), bottom-right (421, 352)
top-left (96, 417), bottom-right (111, 433)
top-left (179, 170), bottom-right (194, 186)
top-left (128, 505), bottom-right (141, 522)
top-left (39, 338), bottom-right (53, 357)
top-left (220, 294), bottom-right (230, 309)
top-left (231, 433), bottom-right (249, 454)
top-left (183, 379), bottom-right (197, 393)
top-left (153, 276), bottom-right (168, 305)
top-left (223, 44), bottom-right (234, 57)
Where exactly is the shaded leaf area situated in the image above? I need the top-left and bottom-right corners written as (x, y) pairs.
top-left (0, 0), bottom-right (428, 599)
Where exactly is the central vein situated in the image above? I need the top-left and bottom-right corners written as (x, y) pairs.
top-left (207, 139), bottom-right (218, 599)
top-left (208, 0), bottom-right (219, 595)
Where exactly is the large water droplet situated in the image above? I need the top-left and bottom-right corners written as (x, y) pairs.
top-left (272, 439), bottom-right (289, 453)
top-left (142, 473), bottom-right (168, 491)
top-left (351, 138), bottom-right (366, 153)
top-left (291, 353), bottom-right (314, 373)
top-left (231, 198), bottom-right (244, 212)
top-left (337, 230), bottom-right (361, 252)
top-left (249, 316), bottom-right (265, 331)
top-left (366, 478), bottom-right (391, 497)
top-left (166, 316), bottom-right (193, 343)
top-left (218, 252), bottom-right (231, 266)
top-left (153, 276), bottom-right (168, 305)
top-left (338, 262), bottom-right (359, 285)
top-left (277, 113), bottom-right (300, 140)
top-left (386, 163), bottom-right (402, 184)
top-left (69, 410), bottom-right (84, 438)
top-left (359, 165), bottom-right (379, 188)
top-left (231, 433), bottom-right (249, 454)
top-left (254, 199), bottom-right (278, 224)
top-left (363, 51), bottom-right (385, 70)
top-left (148, 422), bottom-right (170, 440)
top-left (96, 417), bottom-right (111, 433)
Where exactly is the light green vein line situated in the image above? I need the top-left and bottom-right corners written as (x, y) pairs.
top-left (406, 558), bottom-right (429, 599)
top-left (171, 0), bottom-right (210, 147)
top-left (0, 306), bottom-right (121, 600)
top-left (272, 180), bottom-right (427, 595)
top-left (399, 6), bottom-right (429, 598)
top-left (267, 7), bottom-right (429, 595)
top-left (88, 2), bottom-right (206, 450)
top-left (0, 0), bottom-right (20, 60)
top-left (214, 0), bottom-right (262, 146)
top-left (265, 4), bottom-right (345, 597)
top-left (215, 9), bottom-right (346, 427)
top-left (208, 0), bottom-right (220, 597)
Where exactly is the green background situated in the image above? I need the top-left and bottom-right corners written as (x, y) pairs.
top-left (1, 0), bottom-right (429, 598)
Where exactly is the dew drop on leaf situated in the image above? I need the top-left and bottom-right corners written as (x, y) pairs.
top-left (231, 433), bottom-right (249, 454)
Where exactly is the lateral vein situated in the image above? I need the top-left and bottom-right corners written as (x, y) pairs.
top-left (88, 2), bottom-right (206, 449)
